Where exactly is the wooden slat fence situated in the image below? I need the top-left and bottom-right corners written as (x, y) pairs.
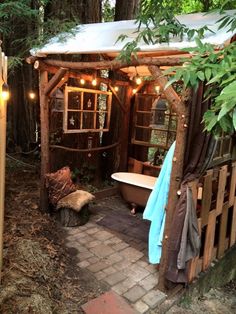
top-left (188, 161), bottom-right (236, 282)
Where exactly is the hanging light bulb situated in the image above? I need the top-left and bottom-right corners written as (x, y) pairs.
top-left (155, 85), bottom-right (161, 94)
top-left (92, 78), bottom-right (97, 86)
top-left (2, 83), bottom-right (10, 101)
top-left (135, 76), bottom-right (142, 85)
top-left (80, 78), bottom-right (85, 85)
top-left (29, 91), bottom-right (36, 100)
top-left (114, 86), bottom-right (119, 92)
top-left (132, 88), bottom-right (137, 94)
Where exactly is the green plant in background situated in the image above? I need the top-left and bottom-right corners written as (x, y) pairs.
top-left (72, 163), bottom-right (96, 185)
top-left (117, 0), bottom-right (236, 136)
top-left (0, 0), bottom-right (79, 73)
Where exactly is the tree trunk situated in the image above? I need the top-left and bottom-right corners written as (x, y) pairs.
top-left (45, 0), bottom-right (101, 24)
top-left (114, 0), bottom-right (140, 21)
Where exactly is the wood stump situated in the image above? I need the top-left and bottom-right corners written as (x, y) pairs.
top-left (56, 204), bottom-right (90, 227)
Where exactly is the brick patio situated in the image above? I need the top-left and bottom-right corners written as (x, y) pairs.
top-left (64, 195), bottom-right (167, 313)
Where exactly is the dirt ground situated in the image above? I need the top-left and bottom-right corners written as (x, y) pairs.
top-left (1, 158), bottom-right (108, 313)
top-left (1, 157), bottom-right (236, 314)
top-left (166, 281), bottom-right (236, 314)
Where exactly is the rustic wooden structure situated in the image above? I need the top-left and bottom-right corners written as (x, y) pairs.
top-left (28, 14), bottom-right (236, 290)
top-left (187, 162), bottom-right (236, 281)
top-left (0, 48), bottom-right (8, 280)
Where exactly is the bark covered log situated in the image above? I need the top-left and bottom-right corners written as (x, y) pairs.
top-left (30, 57), bottom-right (184, 72)
top-left (158, 89), bottom-right (191, 291)
top-left (148, 65), bottom-right (182, 115)
top-left (56, 204), bottom-right (90, 227)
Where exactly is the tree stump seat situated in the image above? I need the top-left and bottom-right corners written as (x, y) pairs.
top-left (56, 190), bottom-right (95, 227)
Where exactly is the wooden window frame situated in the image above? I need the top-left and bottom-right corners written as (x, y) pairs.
top-left (63, 86), bottom-right (112, 134)
top-left (131, 93), bottom-right (177, 151)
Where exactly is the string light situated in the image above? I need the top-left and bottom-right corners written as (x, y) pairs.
top-left (135, 76), bottom-right (142, 85)
top-left (80, 78), bottom-right (85, 85)
top-left (155, 85), bottom-right (161, 94)
top-left (114, 86), bottom-right (119, 92)
top-left (2, 83), bottom-right (10, 101)
top-left (29, 91), bottom-right (36, 100)
top-left (134, 66), bottom-right (142, 85)
top-left (132, 88), bottom-right (137, 94)
top-left (92, 79), bottom-right (97, 86)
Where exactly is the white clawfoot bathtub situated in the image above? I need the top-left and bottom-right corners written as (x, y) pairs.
top-left (111, 172), bottom-right (157, 213)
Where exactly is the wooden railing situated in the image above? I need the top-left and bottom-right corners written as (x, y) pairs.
top-left (188, 161), bottom-right (236, 282)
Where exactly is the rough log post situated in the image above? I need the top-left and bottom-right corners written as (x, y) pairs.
top-left (44, 67), bottom-right (68, 96)
top-left (119, 85), bottom-right (133, 171)
top-left (148, 65), bottom-right (181, 115)
top-left (39, 70), bottom-right (50, 211)
top-left (32, 56), bottom-right (184, 71)
top-left (159, 91), bottom-right (190, 291)
top-left (149, 65), bottom-right (191, 291)
top-left (0, 49), bottom-right (7, 281)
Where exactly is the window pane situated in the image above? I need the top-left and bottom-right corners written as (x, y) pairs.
top-left (135, 127), bottom-right (151, 142)
top-left (136, 112), bottom-right (151, 127)
top-left (82, 112), bottom-right (94, 129)
top-left (222, 137), bottom-right (231, 156)
top-left (150, 130), bottom-right (167, 146)
top-left (83, 93), bottom-right (96, 110)
top-left (67, 112), bottom-right (81, 130)
top-left (68, 91), bottom-right (82, 110)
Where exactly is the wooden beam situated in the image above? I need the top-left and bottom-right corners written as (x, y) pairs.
top-left (148, 65), bottom-right (182, 115)
top-left (34, 61), bottom-right (130, 86)
top-left (108, 84), bottom-right (126, 113)
top-left (29, 56), bottom-right (184, 71)
top-left (157, 87), bottom-right (191, 291)
top-left (0, 49), bottom-right (7, 282)
top-left (39, 70), bottom-right (50, 211)
top-left (44, 67), bottom-right (68, 96)
top-left (119, 86), bottom-right (133, 171)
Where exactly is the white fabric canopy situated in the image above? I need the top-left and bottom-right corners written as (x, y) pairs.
top-left (31, 10), bottom-right (236, 57)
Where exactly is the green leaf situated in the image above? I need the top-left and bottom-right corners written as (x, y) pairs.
top-left (197, 71), bottom-right (205, 81)
top-left (183, 71), bottom-right (190, 87)
top-left (164, 77), bottom-right (176, 90)
top-left (205, 68), bottom-right (211, 81)
top-left (189, 72), bottom-right (197, 87)
top-left (206, 115), bottom-right (218, 131)
top-left (233, 108), bottom-right (236, 131)
top-left (219, 115), bottom-right (232, 132)
top-left (218, 102), bottom-right (235, 121)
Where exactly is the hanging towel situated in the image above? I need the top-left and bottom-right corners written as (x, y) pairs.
top-left (143, 141), bottom-right (176, 264)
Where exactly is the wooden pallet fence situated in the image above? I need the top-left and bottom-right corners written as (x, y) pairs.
top-left (187, 162), bottom-right (236, 282)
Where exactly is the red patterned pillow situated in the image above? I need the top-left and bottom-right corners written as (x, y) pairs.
top-left (45, 166), bottom-right (76, 206)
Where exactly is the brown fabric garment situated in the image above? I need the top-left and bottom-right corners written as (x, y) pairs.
top-left (177, 186), bottom-right (201, 270)
top-left (45, 166), bottom-right (76, 207)
top-left (166, 83), bottom-right (214, 283)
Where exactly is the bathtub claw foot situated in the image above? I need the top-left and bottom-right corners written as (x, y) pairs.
top-left (130, 203), bottom-right (137, 216)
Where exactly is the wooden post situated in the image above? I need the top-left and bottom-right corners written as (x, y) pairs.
top-left (39, 70), bottom-right (50, 211)
top-left (119, 85), bottom-right (133, 171)
top-left (148, 64), bottom-right (191, 291)
top-left (0, 49), bottom-right (7, 280)
top-left (159, 89), bottom-right (191, 291)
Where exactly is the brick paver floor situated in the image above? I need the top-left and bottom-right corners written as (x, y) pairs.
top-left (64, 195), bottom-right (167, 313)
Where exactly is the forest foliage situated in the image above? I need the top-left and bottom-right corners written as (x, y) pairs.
top-left (118, 0), bottom-right (236, 135)
top-left (0, 0), bottom-right (236, 149)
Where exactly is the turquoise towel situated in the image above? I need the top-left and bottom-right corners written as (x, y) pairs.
top-left (143, 141), bottom-right (176, 264)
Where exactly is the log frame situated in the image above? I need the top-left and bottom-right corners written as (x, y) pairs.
top-left (39, 70), bottom-right (50, 211)
top-left (28, 56), bottom-right (185, 72)
top-left (44, 67), bottom-right (68, 96)
top-left (37, 55), bottom-right (190, 290)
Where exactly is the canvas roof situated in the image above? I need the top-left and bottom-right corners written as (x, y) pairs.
top-left (31, 10), bottom-right (236, 58)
